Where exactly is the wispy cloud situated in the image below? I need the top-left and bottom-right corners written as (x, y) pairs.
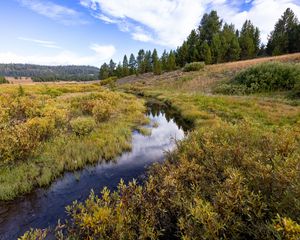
top-left (80, 0), bottom-right (300, 47)
top-left (0, 43), bottom-right (116, 66)
top-left (18, 0), bottom-right (88, 25)
top-left (18, 37), bottom-right (61, 49)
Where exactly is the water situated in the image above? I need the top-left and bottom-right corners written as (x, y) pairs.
top-left (0, 104), bottom-right (186, 239)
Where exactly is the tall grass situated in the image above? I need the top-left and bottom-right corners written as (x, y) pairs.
top-left (0, 84), bottom-right (147, 200)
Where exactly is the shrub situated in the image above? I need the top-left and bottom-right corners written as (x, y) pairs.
top-left (100, 76), bottom-right (118, 87)
top-left (92, 100), bottom-right (114, 122)
top-left (0, 76), bottom-right (8, 84)
top-left (24, 122), bottom-right (300, 239)
top-left (233, 62), bottom-right (300, 93)
top-left (70, 116), bottom-right (96, 136)
top-left (183, 62), bottom-right (205, 72)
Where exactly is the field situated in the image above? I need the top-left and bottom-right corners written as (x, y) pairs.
top-left (0, 83), bottom-right (147, 200)
top-left (14, 53), bottom-right (300, 239)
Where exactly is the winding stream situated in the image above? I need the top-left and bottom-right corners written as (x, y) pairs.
top-left (0, 103), bottom-right (186, 239)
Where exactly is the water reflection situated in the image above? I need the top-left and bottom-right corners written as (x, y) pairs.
top-left (0, 108), bottom-right (185, 240)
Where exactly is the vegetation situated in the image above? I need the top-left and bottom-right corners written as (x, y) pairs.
top-left (267, 8), bottom-right (300, 55)
top-left (99, 8), bottom-right (299, 83)
top-left (21, 52), bottom-right (300, 239)
top-left (215, 62), bottom-right (300, 96)
top-left (0, 64), bottom-right (99, 81)
top-left (0, 76), bottom-right (8, 84)
top-left (0, 84), bottom-right (147, 200)
top-left (183, 62), bottom-right (205, 72)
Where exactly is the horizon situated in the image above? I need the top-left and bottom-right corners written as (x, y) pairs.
top-left (1, 0), bottom-right (300, 67)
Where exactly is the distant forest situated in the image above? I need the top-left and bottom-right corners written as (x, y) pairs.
top-left (99, 8), bottom-right (300, 80)
top-left (0, 64), bottom-right (99, 82)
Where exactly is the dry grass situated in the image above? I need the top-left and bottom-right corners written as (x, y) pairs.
top-left (118, 53), bottom-right (300, 94)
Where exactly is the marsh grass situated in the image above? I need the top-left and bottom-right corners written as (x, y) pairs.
top-left (0, 84), bottom-right (147, 200)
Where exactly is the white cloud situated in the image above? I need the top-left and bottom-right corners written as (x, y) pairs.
top-left (0, 44), bottom-right (116, 66)
top-left (89, 44), bottom-right (116, 59)
top-left (80, 0), bottom-right (206, 47)
top-left (209, 0), bottom-right (300, 43)
top-left (18, 0), bottom-right (87, 25)
top-left (18, 37), bottom-right (61, 49)
top-left (80, 0), bottom-right (300, 46)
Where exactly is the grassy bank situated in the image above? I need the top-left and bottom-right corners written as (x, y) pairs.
top-left (21, 55), bottom-right (300, 239)
top-left (0, 84), bottom-right (147, 200)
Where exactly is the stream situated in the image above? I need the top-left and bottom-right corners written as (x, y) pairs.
top-left (0, 103), bottom-right (187, 239)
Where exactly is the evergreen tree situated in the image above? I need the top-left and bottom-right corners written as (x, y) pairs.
top-left (152, 49), bottom-right (162, 75)
top-left (108, 59), bottom-right (116, 76)
top-left (115, 62), bottom-right (123, 78)
top-left (122, 55), bottom-right (129, 77)
top-left (211, 34), bottom-right (222, 63)
top-left (200, 42), bottom-right (212, 64)
top-left (198, 10), bottom-right (222, 45)
top-left (267, 8), bottom-right (300, 55)
top-left (176, 42), bottom-right (189, 67)
top-left (144, 50), bottom-right (152, 73)
top-left (167, 51), bottom-right (176, 71)
top-left (187, 29), bottom-right (200, 62)
top-left (221, 24), bottom-right (241, 62)
top-left (161, 50), bottom-right (169, 71)
top-left (129, 54), bottom-right (136, 75)
top-left (99, 63), bottom-right (110, 80)
top-left (137, 49), bottom-right (146, 74)
top-left (239, 20), bottom-right (260, 59)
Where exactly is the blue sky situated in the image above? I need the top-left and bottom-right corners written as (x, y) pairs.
top-left (0, 0), bottom-right (299, 67)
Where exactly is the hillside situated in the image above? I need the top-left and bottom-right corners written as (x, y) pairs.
top-left (0, 63), bottom-right (99, 82)
top-left (118, 53), bottom-right (300, 93)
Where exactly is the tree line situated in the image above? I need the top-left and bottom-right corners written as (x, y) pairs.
top-left (0, 64), bottom-right (99, 82)
top-left (99, 8), bottom-right (300, 80)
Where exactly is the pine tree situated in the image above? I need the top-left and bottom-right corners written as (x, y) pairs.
top-left (129, 54), bottom-right (136, 75)
top-left (122, 55), bottom-right (129, 77)
top-left (167, 51), bottom-right (176, 71)
top-left (198, 10), bottom-right (222, 45)
top-left (221, 24), bottom-right (241, 62)
top-left (99, 63), bottom-right (110, 80)
top-left (108, 59), bottom-right (116, 76)
top-left (152, 49), bottom-right (162, 75)
top-left (115, 62), bottom-right (123, 78)
top-left (144, 50), bottom-right (152, 73)
top-left (176, 42), bottom-right (189, 67)
top-left (161, 50), bottom-right (169, 71)
top-left (239, 20), bottom-right (260, 59)
top-left (211, 34), bottom-right (222, 63)
top-left (137, 49), bottom-right (146, 74)
top-left (200, 42), bottom-right (212, 64)
top-left (267, 8), bottom-right (300, 55)
top-left (187, 29), bottom-right (200, 62)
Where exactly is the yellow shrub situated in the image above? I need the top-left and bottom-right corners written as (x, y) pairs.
top-left (70, 116), bottom-right (96, 136)
top-left (92, 100), bottom-right (114, 122)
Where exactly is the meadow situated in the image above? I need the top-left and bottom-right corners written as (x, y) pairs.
top-left (0, 83), bottom-right (147, 200)
top-left (18, 53), bottom-right (300, 239)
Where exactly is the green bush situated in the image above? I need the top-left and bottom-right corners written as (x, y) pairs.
top-left (70, 116), bottom-right (96, 136)
top-left (0, 76), bottom-right (8, 84)
top-left (214, 83), bottom-right (248, 95)
top-left (233, 62), bottom-right (300, 93)
top-left (183, 62), bottom-right (205, 72)
top-left (100, 76), bottom-right (118, 86)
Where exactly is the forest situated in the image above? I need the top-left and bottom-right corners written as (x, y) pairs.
top-left (0, 64), bottom-right (99, 81)
top-left (99, 8), bottom-right (300, 80)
